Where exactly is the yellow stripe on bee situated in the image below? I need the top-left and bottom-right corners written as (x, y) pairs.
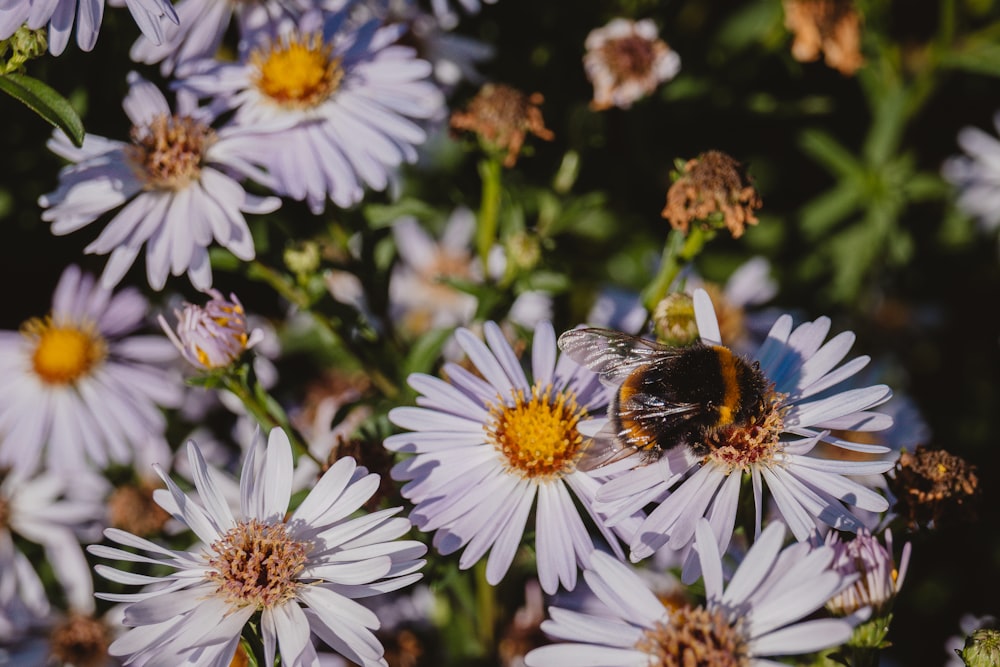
top-left (617, 378), bottom-right (655, 451)
top-left (712, 345), bottom-right (739, 426)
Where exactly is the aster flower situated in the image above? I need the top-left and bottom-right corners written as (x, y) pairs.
top-left (159, 289), bottom-right (264, 370)
top-left (0, 0), bottom-right (176, 56)
top-left (824, 528), bottom-right (910, 617)
top-left (591, 289), bottom-right (894, 569)
top-left (526, 520), bottom-right (862, 667)
top-left (0, 607), bottom-right (120, 667)
top-left (0, 265), bottom-right (181, 473)
top-left (385, 321), bottom-right (643, 595)
top-left (89, 427), bottom-right (426, 666)
top-left (39, 72), bottom-right (280, 291)
top-left (389, 207), bottom-right (481, 336)
top-left (177, 8), bottom-right (444, 214)
top-left (583, 18), bottom-right (680, 111)
top-left (942, 112), bottom-right (1000, 236)
top-left (0, 467), bottom-right (105, 622)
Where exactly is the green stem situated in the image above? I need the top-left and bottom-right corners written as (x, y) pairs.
top-left (474, 560), bottom-right (496, 653)
top-left (477, 157), bottom-right (503, 269)
top-left (241, 622), bottom-right (266, 666)
top-left (248, 261), bottom-right (310, 309)
top-left (641, 226), bottom-right (711, 315)
top-left (221, 373), bottom-right (320, 466)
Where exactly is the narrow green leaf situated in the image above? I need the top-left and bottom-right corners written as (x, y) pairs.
top-left (799, 181), bottom-right (864, 239)
top-left (0, 72), bottom-right (84, 146)
top-left (799, 129), bottom-right (862, 178)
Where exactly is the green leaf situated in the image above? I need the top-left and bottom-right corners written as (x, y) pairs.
top-left (938, 38), bottom-right (1000, 78)
top-left (0, 72), bottom-right (84, 147)
top-left (799, 181), bottom-right (864, 239)
top-left (799, 129), bottom-right (862, 178)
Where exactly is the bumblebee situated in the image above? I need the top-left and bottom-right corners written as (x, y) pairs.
top-left (558, 328), bottom-right (770, 470)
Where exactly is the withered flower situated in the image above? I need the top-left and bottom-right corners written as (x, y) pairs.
top-left (888, 446), bottom-right (980, 530)
top-left (783, 0), bottom-right (865, 75)
top-left (450, 83), bottom-right (554, 167)
top-left (662, 150), bottom-right (763, 239)
top-left (583, 18), bottom-right (680, 111)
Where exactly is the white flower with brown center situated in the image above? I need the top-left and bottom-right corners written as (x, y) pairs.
top-left (526, 519), bottom-right (863, 667)
top-left (385, 321), bottom-right (643, 594)
top-left (89, 427), bottom-right (426, 667)
top-left (0, 265), bottom-right (181, 474)
top-left (583, 18), bottom-right (680, 111)
top-left (39, 72), bottom-right (280, 291)
top-left (593, 289), bottom-right (895, 575)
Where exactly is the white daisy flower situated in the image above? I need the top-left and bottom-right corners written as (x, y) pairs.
top-left (588, 289), bottom-right (894, 569)
top-left (942, 111), bottom-right (1000, 235)
top-left (178, 8), bottom-right (444, 214)
top-left (0, 0), bottom-right (176, 56)
top-left (0, 467), bottom-right (105, 621)
top-left (385, 321), bottom-right (643, 595)
top-left (583, 17), bottom-right (680, 111)
top-left (39, 72), bottom-right (280, 291)
top-left (525, 519), bottom-right (862, 666)
top-left (0, 265), bottom-right (181, 473)
top-left (389, 207), bottom-right (481, 336)
top-left (89, 427), bottom-right (426, 667)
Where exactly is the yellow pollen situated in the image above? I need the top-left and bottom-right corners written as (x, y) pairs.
top-left (22, 317), bottom-right (107, 386)
top-left (486, 383), bottom-right (586, 478)
top-left (252, 32), bottom-right (343, 108)
top-left (208, 519), bottom-right (309, 610)
top-left (705, 389), bottom-right (787, 473)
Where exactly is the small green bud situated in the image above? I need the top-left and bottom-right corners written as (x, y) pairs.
top-left (284, 241), bottom-right (321, 277)
top-left (652, 292), bottom-right (699, 346)
top-left (959, 628), bottom-right (1000, 667)
top-left (504, 231), bottom-right (542, 273)
top-left (0, 25), bottom-right (47, 75)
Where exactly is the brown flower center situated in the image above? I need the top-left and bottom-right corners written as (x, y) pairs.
top-left (127, 114), bottom-right (215, 190)
top-left (705, 389), bottom-right (786, 472)
top-left (49, 614), bottom-right (112, 667)
top-left (208, 519), bottom-right (309, 609)
top-left (602, 34), bottom-right (659, 80)
top-left (485, 383), bottom-right (586, 479)
top-left (636, 604), bottom-right (749, 667)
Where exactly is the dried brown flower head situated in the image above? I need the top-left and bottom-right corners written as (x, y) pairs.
top-left (583, 18), bottom-right (681, 111)
top-left (783, 0), bottom-right (864, 76)
top-left (662, 151), bottom-right (762, 239)
top-left (49, 613), bottom-right (112, 667)
top-left (450, 83), bottom-right (554, 167)
top-left (888, 446), bottom-right (980, 530)
top-left (107, 479), bottom-right (171, 537)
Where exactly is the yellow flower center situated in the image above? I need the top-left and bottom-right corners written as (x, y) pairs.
top-left (485, 382), bottom-right (586, 479)
top-left (704, 389), bottom-right (786, 473)
top-left (126, 114), bottom-right (215, 191)
top-left (251, 32), bottom-right (344, 108)
top-left (208, 519), bottom-right (309, 609)
top-left (23, 317), bottom-right (107, 386)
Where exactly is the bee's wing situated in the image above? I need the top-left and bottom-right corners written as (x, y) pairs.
top-left (576, 421), bottom-right (644, 471)
top-left (558, 328), bottom-right (671, 387)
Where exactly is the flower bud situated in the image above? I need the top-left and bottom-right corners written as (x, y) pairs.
top-left (159, 290), bottom-right (262, 370)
